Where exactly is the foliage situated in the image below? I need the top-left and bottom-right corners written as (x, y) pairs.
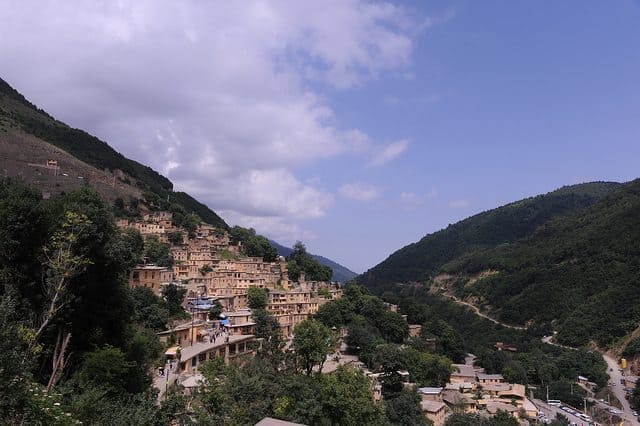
top-left (252, 308), bottom-right (285, 362)
top-left (445, 412), bottom-right (493, 425)
top-left (358, 181), bottom-right (619, 292)
top-left (384, 388), bottom-right (430, 426)
top-left (293, 319), bottom-right (334, 375)
top-left (207, 300), bottom-right (223, 320)
top-left (166, 230), bottom-right (184, 245)
top-left (143, 235), bottom-right (172, 267)
top-left (74, 346), bottom-right (135, 396)
top-left (623, 336), bottom-right (640, 357)
top-left (229, 226), bottom-right (278, 262)
top-left (247, 286), bottom-right (268, 310)
top-left (199, 264), bottom-right (213, 276)
top-left (161, 283), bottom-right (187, 318)
top-left (195, 358), bottom-right (385, 425)
top-left (287, 241), bottom-right (333, 282)
top-left (129, 286), bottom-right (170, 331)
top-left (631, 380), bottom-right (640, 409)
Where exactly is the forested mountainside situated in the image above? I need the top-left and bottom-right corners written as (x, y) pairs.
top-left (359, 179), bottom-right (640, 349)
top-left (0, 77), bottom-right (227, 229)
top-left (358, 181), bottom-right (620, 292)
top-left (439, 178), bottom-right (640, 348)
top-left (270, 239), bottom-right (357, 283)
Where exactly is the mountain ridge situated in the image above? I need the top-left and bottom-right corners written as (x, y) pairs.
top-left (0, 77), bottom-right (351, 281)
top-left (269, 239), bottom-right (357, 283)
top-left (358, 179), bottom-right (640, 349)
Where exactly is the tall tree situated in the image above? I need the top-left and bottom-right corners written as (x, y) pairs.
top-left (293, 319), bottom-right (334, 375)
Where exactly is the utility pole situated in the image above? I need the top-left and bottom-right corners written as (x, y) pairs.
top-left (546, 385), bottom-right (549, 402)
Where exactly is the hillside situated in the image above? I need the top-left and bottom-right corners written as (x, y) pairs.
top-left (358, 179), bottom-right (640, 349)
top-left (358, 182), bottom-right (620, 292)
top-left (439, 178), bottom-right (640, 348)
top-left (0, 77), bottom-right (227, 229)
top-left (269, 239), bottom-right (357, 283)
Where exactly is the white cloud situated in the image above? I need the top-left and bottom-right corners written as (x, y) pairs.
top-left (340, 182), bottom-right (381, 201)
top-left (369, 139), bottom-right (409, 166)
top-left (449, 199), bottom-right (471, 208)
top-left (399, 188), bottom-right (437, 209)
top-left (0, 0), bottom-right (421, 236)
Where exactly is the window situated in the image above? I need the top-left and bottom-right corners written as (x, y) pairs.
top-left (191, 357), bottom-right (197, 367)
top-left (198, 353), bottom-right (207, 363)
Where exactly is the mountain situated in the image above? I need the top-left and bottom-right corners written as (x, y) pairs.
top-left (269, 239), bottom-right (357, 283)
top-left (358, 182), bottom-right (620, 291)
top-left (357, 180), bottom-right (640, 349)
top-left (0, 77), bottom-right (227, 229)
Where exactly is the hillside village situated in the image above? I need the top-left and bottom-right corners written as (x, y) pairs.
top-left (118, 211), bottom-right (553, 425)
top-left (118, 213), bottom-right (342, 372)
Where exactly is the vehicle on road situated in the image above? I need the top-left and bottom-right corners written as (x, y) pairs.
top-left (547, 399), bottom-right (561, 406)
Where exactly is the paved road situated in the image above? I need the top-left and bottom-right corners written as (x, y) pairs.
top-left (602, 353), bottom-right (639, 426)
top-left (534, 399), bottom-right (592, 426)
top-left (440, 295), bottom-right (639, 425)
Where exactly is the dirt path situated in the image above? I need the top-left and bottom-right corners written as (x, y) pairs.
top-left (440, 293), bottom-right (526, 330)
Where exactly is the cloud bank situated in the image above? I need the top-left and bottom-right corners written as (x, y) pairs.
top-left (0, 0), bottom-right (418, 242)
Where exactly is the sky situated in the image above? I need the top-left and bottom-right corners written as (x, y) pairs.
top-left (1, 1), bottom-right (640, 273)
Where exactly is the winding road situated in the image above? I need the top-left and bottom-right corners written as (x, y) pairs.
top-left (441, 292), bottom-right (639, 425)
top-left (440, 293), bottom-right (526, 330)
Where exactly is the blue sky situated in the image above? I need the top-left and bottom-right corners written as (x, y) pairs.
top-left (1, 1), bottom-right (639, 273)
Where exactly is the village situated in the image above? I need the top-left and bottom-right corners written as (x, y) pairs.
top-left (119, 211), bottom-right (553, 426)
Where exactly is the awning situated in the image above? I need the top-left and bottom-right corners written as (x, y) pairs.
top-left (165, 345), bottom-right (181, 356)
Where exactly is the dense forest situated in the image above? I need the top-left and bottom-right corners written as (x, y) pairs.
top-left (357, 179), bottom-right (640, 350)
top-left (440, 178), bottom-right (640, 347)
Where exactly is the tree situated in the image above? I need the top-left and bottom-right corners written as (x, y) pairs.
top-left (253, 308), bottom-right (285, 362)
top-left (199, 264), bottom-right (213, 276)
top-left (445, 413), bottom-right (492, 426)
top-left (632, 381), bottom-right (640, 409)
top-left (317, 366), bottom-right (386, 426)
top-left (166, 230), bottom-right (184, 245)
top-left (385, 388), bottom-right (429, 426)
top-left (38, 211), bottom-right (94, 391)
top-left (287, 241), bottom-right (332, 282)
top-left (293, 319), bottom-right (334, 375)
top-left (248, 286), bottom-right (268, 310)
top-left (162, 283), bottom-right (187, 318)
top-left (208, 300), bottom-right (223, 320)
top-left (493, 410), bottom-right (519, 426)
top-left (75, 346), bottom-right (135, 396)
top-left (143, 235), bottom-right (172, 266)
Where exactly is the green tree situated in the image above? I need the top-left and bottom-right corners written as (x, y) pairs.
top-left (162, 283), bottom-right (187, 318)
top-left (208, 300), bottom-right (223, 320)
top-left (248, 286), bottom-right (268, 310)
top-left (252, 308), bottom-right (285, 362)
top-left (317, 366), bottom-right (386, 426)
top-left (385, 388), bottom-right (430, 426)
top-left (143, 235), bottom-right (172, 267)
top-left (166, 230), bottom-right (184, 245)
top-left (493, 410), bottom-right (519, 426)
top-left (75, 346), bottom-right (135, 396)
top-left (293, 319), bottom-right (334, 375)
top-left (287, 241), bottom-right (332, 282)
top-left (632, 381), bottom-right (640, 409)
top-left (129, 286), bottom-right (170, 331)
